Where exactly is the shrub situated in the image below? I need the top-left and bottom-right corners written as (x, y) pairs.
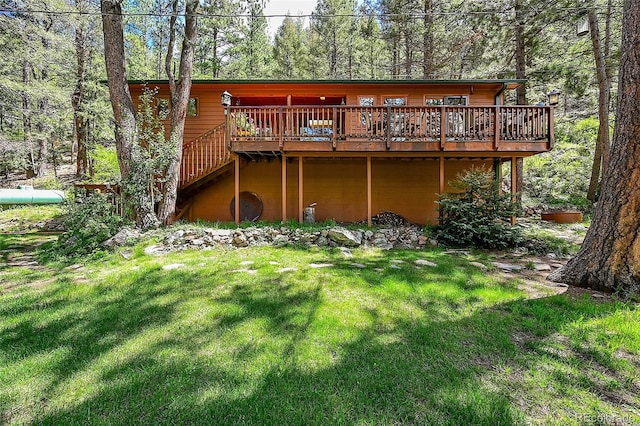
top-left (54, 191), bottom-right (131, 257)
top-left (435, 166), bottom-right (521, 249)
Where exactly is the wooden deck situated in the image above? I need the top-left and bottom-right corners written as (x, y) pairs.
top-left (228, 105), bottom-right (553, 154)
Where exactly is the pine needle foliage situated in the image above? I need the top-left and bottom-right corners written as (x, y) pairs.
top-left (436, 165), bottom-right (521, 249)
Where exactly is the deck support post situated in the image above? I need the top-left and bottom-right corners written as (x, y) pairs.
top-left (234, 155), bottom-right (240, 224)
top-left (298, 156), bottom-right (304, 223)
top-left (439, 156), bottom-right (445, 224)
top-left (494, 159), bottom-right (502, 194)
top-left (281, 156), bottom-right (287, 222)
top-left (511, 156), bottom-right (517, 225)
top-left (367, 156), bottom-right (372, 227)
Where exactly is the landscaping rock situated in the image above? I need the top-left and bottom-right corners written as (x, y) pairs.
top-left (469, 261), bottom-right (488, 270)
top-left (309, 263), bottom-right (334, 268)
top-left (534, 263), bottom-right (552, 271)
top-left (328, 227), bottom-right (362, 247)
top-left (103, 228), bottom-right (142, 248)
top-left (163, 263), bottom-right (185, 270)
top-left (492, 262), bottom-right (523, 272)
top-left (144, 244), bottom-right (165, 255)
top-left (415, 259), bottom-right (438, 267)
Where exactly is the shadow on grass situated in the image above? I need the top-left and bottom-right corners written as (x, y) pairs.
top-left (0, 249), bottom-right (632, 425)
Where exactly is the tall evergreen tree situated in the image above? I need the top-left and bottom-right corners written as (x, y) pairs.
top-left (195, 0), bottom-right (243, 78)
top-left (310, 0), bottom-right (358, 79)
top-left (225, 0), bottom-right (272, 78)
top-left (273, 16), bottom-right (310, 79)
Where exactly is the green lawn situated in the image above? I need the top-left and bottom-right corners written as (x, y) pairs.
top-left (0, 233), bottom-right (638, 425)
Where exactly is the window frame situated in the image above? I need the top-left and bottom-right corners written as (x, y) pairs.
top-left (357, 95), bottom-right (377, 107)
top-left (382, 95), bottom-right (408, 106)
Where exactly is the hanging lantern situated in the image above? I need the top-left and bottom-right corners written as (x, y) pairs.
top-left (547, 90), bottom-right (561, 106)
top-left (220, 90), bottom-right (232, 108)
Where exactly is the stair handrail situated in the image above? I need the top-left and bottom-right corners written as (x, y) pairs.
top-left (180, 122), bottom-right (232, 189)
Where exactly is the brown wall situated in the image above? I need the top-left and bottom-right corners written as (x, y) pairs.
top-left (130, 81), bottom-right (506, 144)
top-left (188, 158), bottom-right (493, 225)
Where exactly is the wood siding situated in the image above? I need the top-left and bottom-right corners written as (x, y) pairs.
top-left (129, 81), bottom-right (509, 144)
top-left (188, 158), bottom-right (493, 225)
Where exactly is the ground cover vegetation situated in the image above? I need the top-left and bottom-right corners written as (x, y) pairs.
top-left (0, 208), bottom-right (638, 424)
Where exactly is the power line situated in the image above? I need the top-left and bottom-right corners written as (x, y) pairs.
top-left (0, 5), bottom-right (623, 20)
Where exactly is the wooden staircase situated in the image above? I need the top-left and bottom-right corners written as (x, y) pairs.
top-left (179, 122), bottom-right (233, 195)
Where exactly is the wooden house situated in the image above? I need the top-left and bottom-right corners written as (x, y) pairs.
top-left (129, 80), bottom-right (554, 225)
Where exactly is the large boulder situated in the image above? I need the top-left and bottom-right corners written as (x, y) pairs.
top-left (102, 227), bottom-right (141, 249)
top-left (328, 227), bottom-right (362, 247)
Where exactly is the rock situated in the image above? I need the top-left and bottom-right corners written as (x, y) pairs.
top-left (232, 234), bottom-right (248, 247)
top-left (191, 238), bottom-right (205, 246)
top-left (418, 235), bottom-right (429, 245)
top-left (120, 250), bottom-right (132, 260)
top-left (534, 263), bottom-right (552, 271)
top-left (350, 263), bottom-right (366, 269)
top-left (269, 261), bottom-right (280, 265)
top-left (163, 263), bottom-right (184, 270)
top-left (309, 263), bottom-right (334, 268)
top-left (328, 227), bottom-right (362, 247)
top-left (469, 261), bottom-right (488, 270)
top-left (276, 267), bottom-right (297, 273)
top-left (390, 265), bottom-right (402, 270)
top-left (315, 236), bottom-right (328, 246)
top-left (207, 229), bottom-right (232, 237)
top-left (230, 268), bottom-right (257, 274)
top-left (272, 235), bottom-right (289, 247)
top-left (240, 260), bottom-right (254, 266)
top-left (415, 259), bottom-right (438, 267)
top-left (390, 259), bottom-right (404, 264)
top-left (492, 262), bottom-right (523, 272)
top-left (144, 244), bottom-right (165, 255)
top-left (339, 247), bottom-right (353, 258)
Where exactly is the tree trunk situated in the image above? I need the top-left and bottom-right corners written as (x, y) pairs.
top-left (157, 0), bottom-right (198, 224)
top-left (422, 0), bottom-right (434, 79)
top-left (513, 2), bottom-right (527, 210)
top-left (101, 0), bottom-right (159, 229)
top-left (73, 6), bottom-right (89, 178)
top-left (586, 9), bottom-right (611, 202)
top-left (549, 0), bottom-right (640, 297)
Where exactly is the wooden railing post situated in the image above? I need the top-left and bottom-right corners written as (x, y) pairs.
top-left (332, 106), bottom-right (337, 150)
top-left (440, 106), bottom-right (446, 150)
top-left (278, 107), bottom-right (284, 151)
top-left (494, 106), bottom-right (500, 151)
top-left (386, 105), bottom-right (391, 149)
top-left (548, 106), bottom-right (554, 149)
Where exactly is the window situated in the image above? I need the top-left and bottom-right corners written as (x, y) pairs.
top-left (444, 96), bottom-right (468, 106)
top-left (157, 98), bottom-right (170, 119)
top-left (383, 97), bottom-right (407, 106)
top-left (424, 97), bottom-right (444, 106)
top-left (358, 96), bottom-right (376, 106)
top-left (187, 98), bottom-right (198, 117)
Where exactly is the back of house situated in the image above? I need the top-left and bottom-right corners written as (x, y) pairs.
top-left (128, 79), bottom-right (554, 225)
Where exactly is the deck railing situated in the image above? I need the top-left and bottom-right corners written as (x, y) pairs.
top-left (228, 105), bottom-right (552, 150)
top-left (180, 122), bottom-right (231, 188)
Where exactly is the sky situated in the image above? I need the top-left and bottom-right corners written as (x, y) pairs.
top-left (263, 0), bottom-right (318, 39)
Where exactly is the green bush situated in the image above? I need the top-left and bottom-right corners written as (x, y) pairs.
top-left (54, 191), bottom-right (131, 257)
top-left (435, 166), bottom-right (521, 249)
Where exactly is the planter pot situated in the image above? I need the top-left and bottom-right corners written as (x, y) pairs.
top-left (541, 211), bottom-right (583, 224)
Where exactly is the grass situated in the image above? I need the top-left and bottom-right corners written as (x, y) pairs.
top-left (0, 205), bottom-right (63, 233)
top-left (1, 229), bottom-right (639, 426)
